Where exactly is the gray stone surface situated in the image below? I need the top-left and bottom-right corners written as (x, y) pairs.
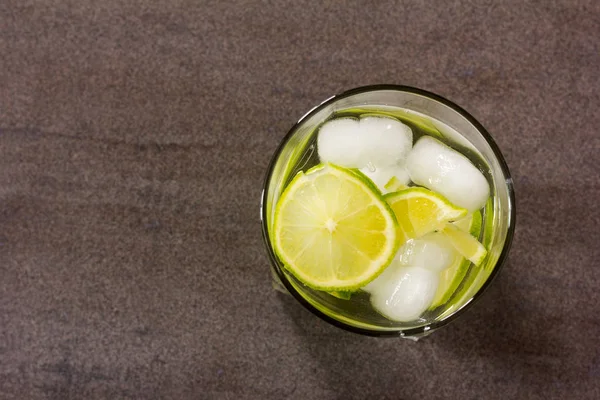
top-left (1, 1), bottom-right (599, 398)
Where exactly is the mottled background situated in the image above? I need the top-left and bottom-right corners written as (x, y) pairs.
top-left (1, 1), bottom-right (599, 399)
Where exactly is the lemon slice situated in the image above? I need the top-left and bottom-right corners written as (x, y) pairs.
top-left (441, 223), bottom-right (487, 265)
top-left (273, 163), bottom-right (399, 291)
top-left (384, 187), bottom-right (467, 245)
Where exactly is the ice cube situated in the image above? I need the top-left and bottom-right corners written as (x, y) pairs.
top-left (359, 117), bottom-right (413, 166)
top-left (369, 266), bottom-right (439, 322)
top-left (361, 259), bottom-right (400, 294)
top-left (317, 118), bottom-right (365, 168)
top-left (395, 232), bottom-right (458, 273)
top-left (406, 136), bottom-right (490, 212)
top-left (317, 116), bottom-right (412, 169)
top-left (359, 164), bottom-right (410, 193)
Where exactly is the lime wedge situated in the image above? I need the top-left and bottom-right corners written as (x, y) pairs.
top-left (430, 210), bottom-right (484, 309)
top-left (453, 210), bottom-right (483, 237)
top-left (441, 223), bottom-right (487, 265)
top-left (384, 187), bottom-right (467, 245)
top-left (328, 291), bottom-right (352, 300)
top-left (273, 163), bottom-right (399, 291)
top-left (384, 176), bottom-right (408, 192)
top-left (482, 196), bottom-right (494, 249)
top-left (430, 256), bottom-right (470, 309)
top-left (433, 200), bottom-right (493, 319)
top-left (453, 214), bottom-right (472, 232)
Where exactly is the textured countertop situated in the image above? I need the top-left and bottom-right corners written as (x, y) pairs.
top-left (1, 1), bottom-right (599, 399)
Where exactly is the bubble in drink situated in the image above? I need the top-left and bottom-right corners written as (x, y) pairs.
top-left (406, 136), bottom-right (490, 212)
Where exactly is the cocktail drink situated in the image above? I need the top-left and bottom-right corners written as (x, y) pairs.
top-left (261, 86), bottom-right (514, 337)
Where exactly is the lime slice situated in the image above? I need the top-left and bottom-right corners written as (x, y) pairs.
top-left (482, 196), bottom-right (494, 249)
top-left (430, 211), bottom-right (483, 309)
top-left (453, 214), bottom-right (472, 232)
top-left (328, 291), bottom-right (352, 300)
top-left (453, 210), bottom-right (483, 237)
top-left (273, 163), bottom-right (399, 291)
top-left (384, 176), bottom-right (408, 192)
top-left (441, 223), bottom-right (487, 265)
top-left (384, 187), bottom-right (467, 245)
top-left (430, 256), bottom-right (469, 309)
top-left (434, 199), bottom-right (494, 319)
top-left (349, 168), bottom-right (383, 195)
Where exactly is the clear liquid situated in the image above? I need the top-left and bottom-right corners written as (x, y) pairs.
top-left (275, 105), bottom-right (495, 328)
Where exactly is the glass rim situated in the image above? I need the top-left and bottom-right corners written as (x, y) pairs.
top-left (261, 84), bottom-right (516, 337)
